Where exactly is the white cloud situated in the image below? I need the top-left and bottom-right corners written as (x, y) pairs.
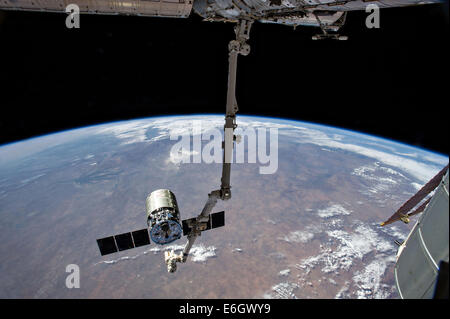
top-left (411, 182), bottom-right (423, 191)
top-left (93, 116), bottom-right (446, 184)
top-left (352, 163), bottom-right (414, 200)
top-left (189, 244), bottom-right (217, 263)
top-left (263, 282), bottom-right (299, 299)
top-left (299, 222), bottom-right (396, 275)
top-left (20, 173), bottom-right (46, 185)
top-left (422, 154), bottom-right (449, 166)
top-left (301, 132), bottom-right (441, 183)
top-left (295, 220), bottom-right (401, 298)
top-left (279, 230), bottom-right (314, 243)
top-left (167, 148), bottom-right (199, 165)
top-left (95, 121), bottom-right (155, 145)
top-left (352, 257), bottom-right (396, 299)
top-left (238, 118), bottom-right (445, 183)
top-left (317, 204), bottom-right (351, 218)
top-left (335, 282), bottom-right (351, 299)
top-left (278, 269), bottom-right (291, 276)
top-left (95, 243), bottom-right (217, 265)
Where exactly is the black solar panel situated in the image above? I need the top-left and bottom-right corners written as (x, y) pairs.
top-left (182, 217), bottom-right (196, 236)
top-left (132, 229), bottom-right (150, 247)
top-left (211, 211), bottom-right (225, 229)
top-left (205, 216), bottom-right (212, 231)
top-left (97, 236), bottom-right (118, 256)
top-left (182, 211), bottom-right (225, 236)
top-left (114, 232), bottom-right (134, 251)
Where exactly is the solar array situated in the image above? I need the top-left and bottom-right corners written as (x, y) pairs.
top-left (182, 211), bottom-right (225, 236)
top-left (96, 212), bottom-right (225, 256)
top-left (96, 228), bottom-right (151, 256)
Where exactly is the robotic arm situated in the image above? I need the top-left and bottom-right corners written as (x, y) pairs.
top-left (164, 20), bottom-right (253, 273)
top-left (220, 19), bottom-right (253, 201)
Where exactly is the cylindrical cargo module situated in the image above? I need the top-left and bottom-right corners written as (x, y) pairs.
top-left (146, 189), bottom-right (182, 245)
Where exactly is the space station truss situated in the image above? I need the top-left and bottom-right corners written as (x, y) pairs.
top-left (0, 0), bottom-right (193, 18)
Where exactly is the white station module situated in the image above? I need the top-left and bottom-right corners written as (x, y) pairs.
top-left (394, 169), bottom-right (449, 298)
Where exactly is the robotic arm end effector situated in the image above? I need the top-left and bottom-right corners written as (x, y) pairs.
top-left (164, 250), bottom-right (183, 273)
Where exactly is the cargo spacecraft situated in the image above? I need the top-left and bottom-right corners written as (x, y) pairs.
top-left (96, 189), bottom-right (226, 272)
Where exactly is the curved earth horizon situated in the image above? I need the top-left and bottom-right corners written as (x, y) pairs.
top-left (0, 115), bottom-right (447, 298)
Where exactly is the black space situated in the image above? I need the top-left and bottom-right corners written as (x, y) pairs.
top-left (0, 4), bottom-right (448, 155)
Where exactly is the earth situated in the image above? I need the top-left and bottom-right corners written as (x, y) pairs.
top-left (0, 115), bottom-right (447, 299)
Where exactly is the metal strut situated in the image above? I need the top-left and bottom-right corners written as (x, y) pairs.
top-left (221, 19), bottom-right (252, 200)
top-left (164, 20), bottom-right (253, 273)
top-left (312, 12), bottom-right (348, 41)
